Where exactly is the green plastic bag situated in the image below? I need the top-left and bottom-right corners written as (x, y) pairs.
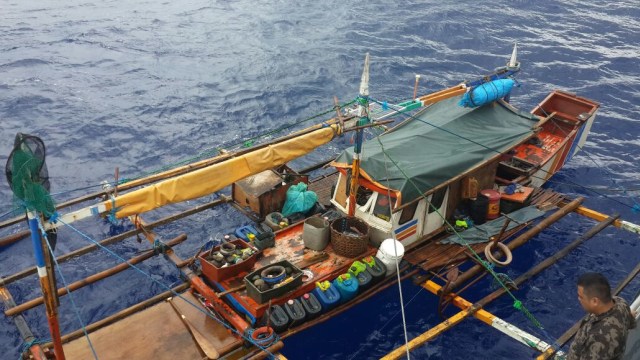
top-left (281, 183), bottom-right (318, 217)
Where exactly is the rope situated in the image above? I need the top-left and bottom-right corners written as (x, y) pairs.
top-left (36, 218), bottom-right (99, 360)
top-left (54, 218), bottom-right (278, 358)
top-left (376, 113), bottom-right (411, 359)
top-left (19, 338), bottom-right (49, 360)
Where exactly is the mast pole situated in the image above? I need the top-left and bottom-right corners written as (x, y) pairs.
top-left (27, 211), bottom-right (66, 359)
top-left (348, 53), bottom-right (370, 216)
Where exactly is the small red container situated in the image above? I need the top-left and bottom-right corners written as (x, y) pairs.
top-left (199, 239), bottom-right (260, 283)
top-left (480, 189), bottom-right (501, 220)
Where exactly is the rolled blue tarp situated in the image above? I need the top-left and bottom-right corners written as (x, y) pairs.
top-left (459, 79), bottom-right (515, 107)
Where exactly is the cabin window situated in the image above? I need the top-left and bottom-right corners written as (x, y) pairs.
top-left (372, 193), bottom-right (396, 221)
top-left (398, 200), bottom-right (418, 225)
top-left (356, 186), bottom-right (373, 206)
top-left (427, 187), bottom-right (447, 214)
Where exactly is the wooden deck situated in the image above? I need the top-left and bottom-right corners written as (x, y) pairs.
top-left (63, 292), bottom-right (241, 359)
top-left (215, 220), bottom-right (376, 319)
top-left (404, 188), bottom-right (567, 272)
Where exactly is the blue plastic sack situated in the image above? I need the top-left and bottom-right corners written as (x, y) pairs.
top-left (282, 183), bottom-right (318, 217)
top-left (459, 79), bottom-right (514, 108)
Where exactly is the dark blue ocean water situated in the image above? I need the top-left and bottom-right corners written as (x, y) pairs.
top-left (1, 1), bottom-right (639, 359)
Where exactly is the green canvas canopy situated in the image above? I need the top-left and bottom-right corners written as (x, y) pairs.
top-left (333, 96), bottom-right (538, 204)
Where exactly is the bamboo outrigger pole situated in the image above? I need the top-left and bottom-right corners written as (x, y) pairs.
top-left (383, 212), bottom-right (618, 359)
top-left (5, 234), bottom-right (188, 317)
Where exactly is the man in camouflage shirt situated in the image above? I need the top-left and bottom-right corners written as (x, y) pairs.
top-left (567, 272), bottom-right (636, 360)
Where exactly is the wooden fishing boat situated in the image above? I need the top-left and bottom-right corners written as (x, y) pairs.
top-left (2, 45), bottom-right (639, 360)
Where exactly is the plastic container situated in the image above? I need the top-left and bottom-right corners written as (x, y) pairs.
top-left (376, 239), bottom-right (405, 276)
top-left (312, 281), bottom-right (341, 310)
top-left (264, 212), bottom-right (286, 231)
top-left (348, 260), bottom-right (373, 292)
top-left (302, 217), bottom-right (330, 251)
top-left (244, 260), bottom-right (303, 304)
top-left (321, 209), bottom-right (343, 222)
top-left (199, 239), bottom-right (260, 282)
top-left (469, 195), bottom-right (489, 225)
top-left (299, 293), bottom-right (322, 320)
top-left (268, 305), bottom-right (290, 333)
top-left (362, 256), bottom-right (386, 284)
top-left (333, 273), bottom-right (359, 302)
top-left (236, 225), bottom-right (259, 241)
top-left (480, 189), bottom-right (501, 220)
top-left (253, 231), bottom-right (275, 250)
top-left (284, 298), bottom-right (306, 327)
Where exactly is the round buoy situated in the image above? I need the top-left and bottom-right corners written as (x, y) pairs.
top-left (484, 242), bottom-right (513, 266)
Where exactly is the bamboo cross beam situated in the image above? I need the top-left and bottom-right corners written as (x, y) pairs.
top-left (422, 280), bottom-right (565, 356)
top-left (449, 197), bottom-right (584, 291)
top-left (382, 306), bottom-right (473, 360)
top-left (5, 234), bottom-right (188, 317)
top-left (0, 229), bottom-right (31, 248)
top-left (383, 212), bottom-right (616, 359)
top-left (130, 214), bottom-right (252, 336)
top-left (1, 197), bottom-right (228, 287)
top-left (562, 202), bottom-right (640, 235)
top-left (0, 114), bottom-right (353, 231)
top-left (0, 279), bottom-right (47, 360)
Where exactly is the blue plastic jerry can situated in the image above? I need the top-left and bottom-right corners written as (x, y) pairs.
top-left (312, 281), bottom-right (341, 310)
top-left (235, 225), bottom-right (258, 242)
top-left (333, 273), bottom-right (359, 303)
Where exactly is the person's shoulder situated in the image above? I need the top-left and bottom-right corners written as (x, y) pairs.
top-left (613, 296), bottom-right (628, 307)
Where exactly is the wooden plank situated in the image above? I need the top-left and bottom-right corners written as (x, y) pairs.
top-left (63, 301), bottom-right (203, 360)
top-left (170, 292), bottom-right (242, 356)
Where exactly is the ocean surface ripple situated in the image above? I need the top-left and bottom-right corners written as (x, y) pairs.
top-left (1, 1), bottom-right (639, 358)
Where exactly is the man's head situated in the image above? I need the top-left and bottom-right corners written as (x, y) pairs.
top-left (577, 272), bottom-right (613, 314)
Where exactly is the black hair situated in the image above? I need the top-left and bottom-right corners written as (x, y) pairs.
top-left (577, 272), bottom-right (612, 303)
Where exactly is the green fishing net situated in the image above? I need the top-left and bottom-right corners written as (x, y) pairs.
top-left (5, 133), bottom-right (55, 215)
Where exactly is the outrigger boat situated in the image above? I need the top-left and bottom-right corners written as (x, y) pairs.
top-left (2, 45), bottom-right (639, 359)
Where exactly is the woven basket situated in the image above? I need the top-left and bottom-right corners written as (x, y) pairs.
top-left (330, 217), bottom-right (370, 258)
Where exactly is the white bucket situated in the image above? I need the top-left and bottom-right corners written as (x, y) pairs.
top-left (375, 238), bottom-right (405, 276)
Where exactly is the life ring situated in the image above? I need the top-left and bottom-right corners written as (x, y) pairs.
top-left (261, 265), bottom-right (286, 284)
top-left (219, 242), bottom-right (236, 256)
top-left (484, 242), bottom-right (513, 266)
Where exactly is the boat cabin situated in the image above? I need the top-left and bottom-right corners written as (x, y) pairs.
top-left (330, 91), bottom-right (599, 247)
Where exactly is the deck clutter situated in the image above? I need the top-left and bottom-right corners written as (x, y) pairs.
top-left (2, 45), bottom-right (640, 360)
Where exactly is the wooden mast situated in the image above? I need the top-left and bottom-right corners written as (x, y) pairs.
top-left (348, 53), bottom-right (370, 216)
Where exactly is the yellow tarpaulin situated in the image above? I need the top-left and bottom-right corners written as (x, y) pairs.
top-left (105, 125), bottom-right (339, 218)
